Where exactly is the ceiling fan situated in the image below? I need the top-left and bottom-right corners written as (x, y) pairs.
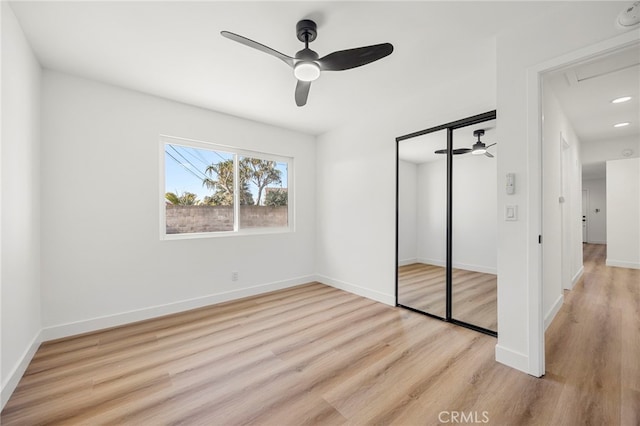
top-left (434, 129), bottom-right (496, 157)
top-left (221, 20), bottom-right (394, 106)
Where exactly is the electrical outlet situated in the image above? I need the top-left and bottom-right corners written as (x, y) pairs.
top-left (232, 271), bottom-right (238, 281)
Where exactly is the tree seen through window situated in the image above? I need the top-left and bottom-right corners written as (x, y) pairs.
top-left (164, 141), bottom-right (290, 235)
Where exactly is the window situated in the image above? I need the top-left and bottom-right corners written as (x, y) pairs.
top-left (161, 135), bottom-right (292, 238)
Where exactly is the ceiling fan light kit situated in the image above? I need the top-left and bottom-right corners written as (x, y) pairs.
top-left (471, 146), bottom-right (486, 156)
top-left (293, 62), bottom-right (320, 82)
top-left (222, 19), bottom-right (393, 106)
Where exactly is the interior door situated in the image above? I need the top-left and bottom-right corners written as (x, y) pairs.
top-left (582, 189), bottom-right (588, 243)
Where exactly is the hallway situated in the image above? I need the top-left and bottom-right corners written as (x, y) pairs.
top-left (545, 243), bottom-right (640, 425)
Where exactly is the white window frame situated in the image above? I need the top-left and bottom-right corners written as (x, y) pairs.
top-left (159, 135), bottom-right (295, 240)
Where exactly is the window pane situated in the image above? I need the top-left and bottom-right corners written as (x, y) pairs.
top-left (164, 143), bottom-right (234, 234)
top-left (238, 156), bottom-right (288, 229)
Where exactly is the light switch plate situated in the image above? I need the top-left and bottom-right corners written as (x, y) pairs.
top-left (505, 205), bottom-right (518, 221)
top-left (506, 173), bottom-right (515, 195)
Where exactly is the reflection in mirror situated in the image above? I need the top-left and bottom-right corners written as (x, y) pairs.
top-left (451, 121), bottom-right (497, 332)
top-left (397, 130), bottom-right (447, 318)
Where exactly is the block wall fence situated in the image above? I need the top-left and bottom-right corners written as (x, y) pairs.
top-left (166, 205), bottom-right (287, 233)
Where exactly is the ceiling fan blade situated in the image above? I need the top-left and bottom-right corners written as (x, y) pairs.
top-left (434, 148), bottom-right (472, 155)
top-left (318, 43), bottom-right (393, 71)
top-left (221, 31), bottom-right (294, 67)
top-left (454, 148), bottom-right (472, 155)
top-left (486, 143), bottom-right (497, 149)
top-left (295, 80), bottom-right (311, 107)
top-left (485, 152), bottom-right (495, 158)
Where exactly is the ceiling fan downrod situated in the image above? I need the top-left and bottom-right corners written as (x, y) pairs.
top-left (296, 19), bottom-right (318, 47)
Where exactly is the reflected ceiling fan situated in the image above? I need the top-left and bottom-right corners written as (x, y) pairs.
top-left (221, 19), bottom-right (394, 106)
top-left (434, 129), bottom-right (496, 157)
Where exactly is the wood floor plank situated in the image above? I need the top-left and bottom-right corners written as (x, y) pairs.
top-left (2, 247), bottom-right (639, 425)
top-left (398, 263), bottom-right (497, 330)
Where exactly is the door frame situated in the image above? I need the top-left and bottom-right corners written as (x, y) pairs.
top-left (526, 29), bottom-right (639, 377)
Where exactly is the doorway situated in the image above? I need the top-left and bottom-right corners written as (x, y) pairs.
top-left (531, 31), bottom-right (640, 376)
top-left (542, 41), bottom-right (639, 295)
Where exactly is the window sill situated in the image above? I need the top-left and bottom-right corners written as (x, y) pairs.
top-left (161, 226), bottom-right (294, 241)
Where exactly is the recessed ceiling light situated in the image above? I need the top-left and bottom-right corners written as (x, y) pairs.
top-left (612, 96), bottom-right (632, 104)
top-left (614, 122), bottom-right (630, 128)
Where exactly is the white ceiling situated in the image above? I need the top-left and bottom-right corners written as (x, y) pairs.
top-left (9, 1), bottom-right (565, 136)
top-left (546, 43), bottom-right (640, 179)
top-left (547, 44), bottom-right (640, 144)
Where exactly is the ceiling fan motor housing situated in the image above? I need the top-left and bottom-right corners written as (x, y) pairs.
top-left (296, 19), bottom-right (318, 43)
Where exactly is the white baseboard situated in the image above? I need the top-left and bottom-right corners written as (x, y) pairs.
top-left (606, 259), bottom-right (640, 270)
top-left (42, 275), bottom-right (315, 341)
top-left (316, 274), bottom-right (395, 306)
top-left (544, 294), bottom-right (564, 330)
top-left (417, 258), bottom-right (497, 275)
top-left (495, 344), bottom-right (530, 375)
top-left (398, 258), bottom-right (418, 267)
top-left (418, 257), bottom-right (445, 267)
top-left (571, 266), bottom-right (584, 289)
top-left (453, 262), bottom-right (497, 275)
top-left (1, 330), bottom-right (42, 410)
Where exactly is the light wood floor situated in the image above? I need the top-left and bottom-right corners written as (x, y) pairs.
top-left (2, 243), bottom-right (638, 425)
top-left (544, 243), bottom-right (640, 425)
top-left (398, 263), bottom-right (497, 331)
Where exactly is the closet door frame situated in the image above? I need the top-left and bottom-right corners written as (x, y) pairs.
top-left (395, 110), bottom-right (497, 337)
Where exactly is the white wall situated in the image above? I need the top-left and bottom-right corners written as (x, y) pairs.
top-left (317, 2), bottom-right (626, 376)
top-left (495, 2), bottom-right (628, 374)
top-left (1, 2), bottom-right (43, 408)
top-left (606, 157), bottom-right (640, 269)
top-left (40, 71), bottom-right (316, 338)
top-left (397, 160), bottom-right (417, 265)
top-left (316, 36), bottom-right (496, 306)
top-left (415, 152), bottom-right (497, 274)
top-left (451, 148), bottom-right (498, 274)
top-left (416, 159), bottom-right (447, 267)
top-left (582, 178), bottom-right (607, 244)
top-left (541, 86), bottom-right (583, 328)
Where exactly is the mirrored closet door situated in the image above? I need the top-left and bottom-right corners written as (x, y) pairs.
top-left (397, 129), bottom-right (448, 319)
top-left (396, 111), bottom-right (498, 336)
